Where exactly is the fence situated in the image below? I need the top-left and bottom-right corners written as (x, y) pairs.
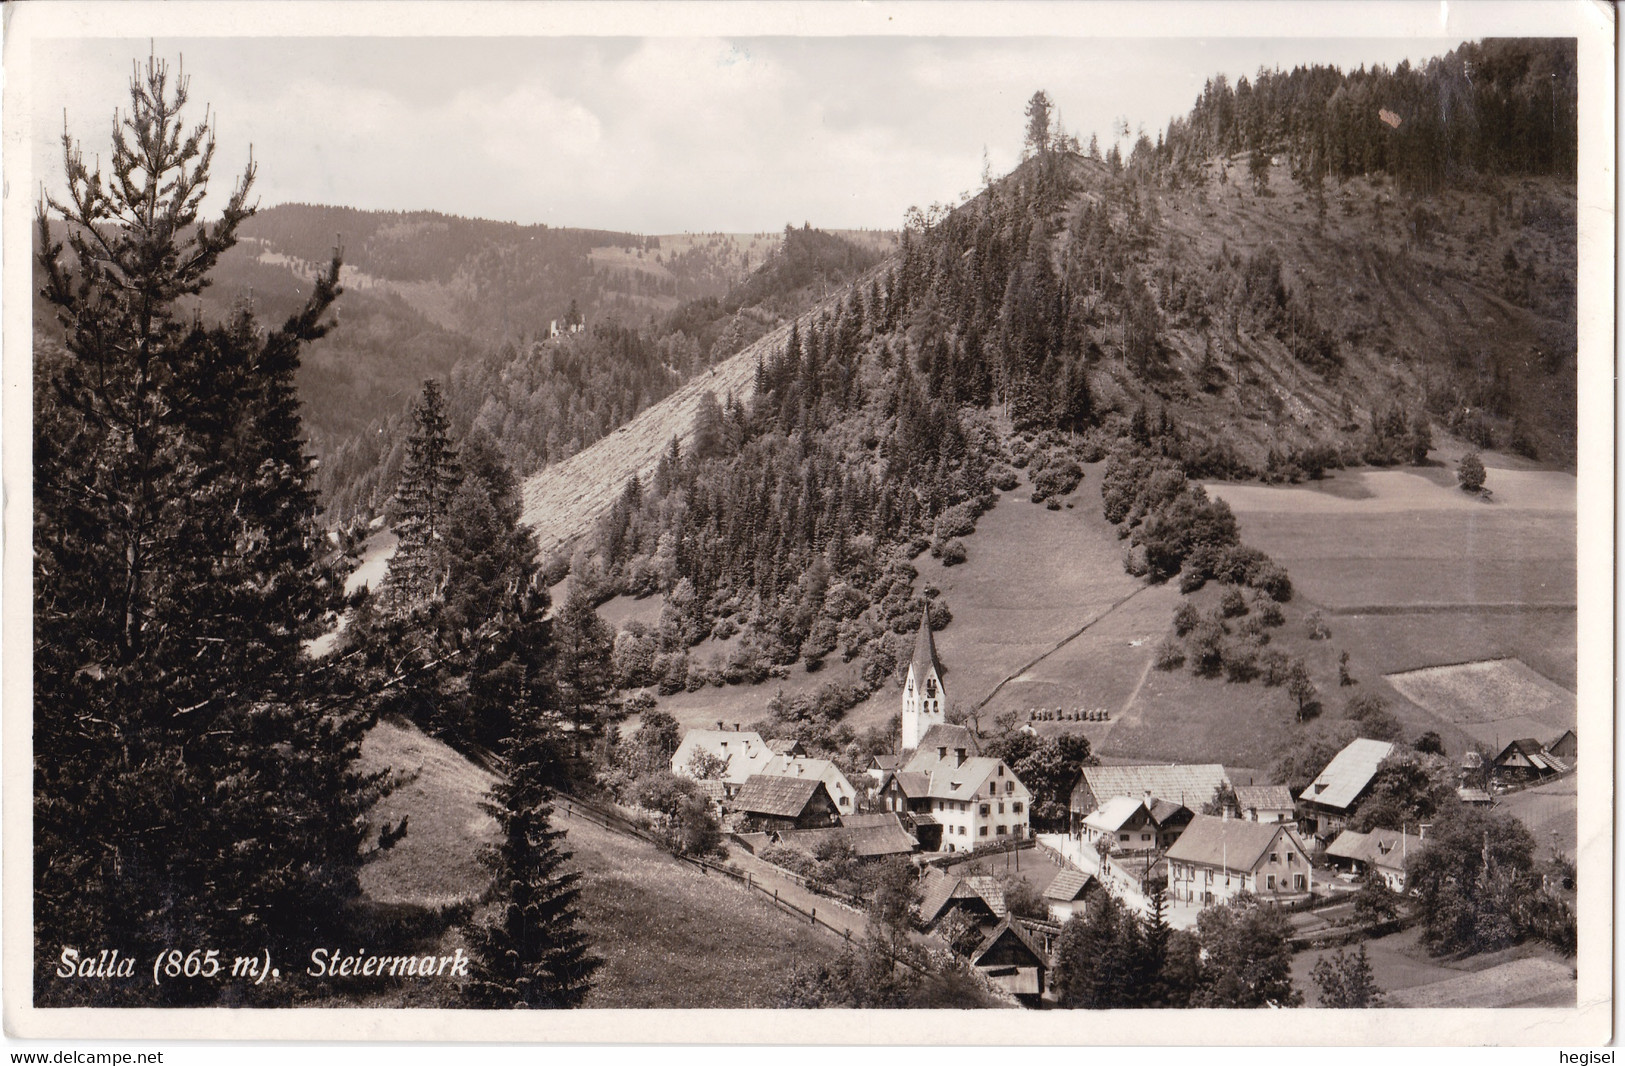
top-left (922, 837), bottom-right (1037, 870)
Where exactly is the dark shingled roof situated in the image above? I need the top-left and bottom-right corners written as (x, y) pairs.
top-left (918, 870), bottom-right (1007, 924)
top-left (907, 723), bottom-right (980, 764)
top-left (732, 774), bottom-right (832, 818)
top-left (1043, 869), bottom-right (1098, 902)
top-left (910, 613), bottom-right (941, 682)
top-left (970, 917), bottom-right (1047, 970)
top-left (771, 815), bottom-right (919, 858)
top-left (1234, 785), bottom-right (1295, 813)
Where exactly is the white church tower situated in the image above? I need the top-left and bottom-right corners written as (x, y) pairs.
top-left (901, 614), bottom-right (946, 752)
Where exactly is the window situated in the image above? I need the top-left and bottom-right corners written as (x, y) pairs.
top-left (1120, 833), bottom-right (1130, 842)
top-left (1205, 870), bottom-right (1213, 884)
top-left (996, 825), bottom-right (1007, 836)
top-left (1270, 853), bottom-right (1279, 864)
top-left (997, 765), bottom-right (1004, 777)
top-left (1286, 852), bottom-right (1296, 864)
top-left (1005, 781), bottom-right (1014, 794)
top-left (988, 783), bottom-right (996, 796)
top-left (979, 826), bottom-right (988, 837)
top-left (1294, 874), bottom-right (1305, 891)
top-left (1141, 833), bottom-right (1151, 842)
top-left (1012, 802), bottom-right (1023, 814)
top-left (980, 804), bottom-right (990, 816)
top-left (997, 802), bottom-right (1005, 814)
top-left (1267, 875), bottom-right (1276, 890)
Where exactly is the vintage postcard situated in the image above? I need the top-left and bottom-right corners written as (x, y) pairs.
top-left (2, 0), bottom-right (1613, 1047)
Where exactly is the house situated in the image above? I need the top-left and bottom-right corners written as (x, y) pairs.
top-left (730, 774), bottom-right (839, 831)
top-left (969, 918), bottom-right (1048, 1005)
top-left (1041, 869), bottom-right (1102, 924)
top-left (1547, 729), bottom-right (1577, 763)
top-left (1491, 738), bottom-right (1569, 784)
top-left (760, 754), bottom-right (859, 813)
top-left (1069, 764), bottom-right (1231, 824)
top-left (1165, 814), bottom-right (1313, 907)
top-left (918, 869), bottom-right (1007, 932)
top-left (866, 754), bottom-right (900, 790)
top-left (1233, 784), bottom-right (1296, 824)
top-left (1325, 827), bottom-right (1427, 892)
top-left (900, 615), bottom-right (947, 751)
top-left (671, 728), bottom-right (775, 793)
top-left (1148, 798), bottom-right (1195, 849)
top-left (745, 812), bottom-right (919, 859)
top-left (766, 737), bottom-right (807, 758)
top-left (878, 736), bottom-right (1030, 852)
top-left (1082, 796), bottom-right (1162, 853)
top-left (1296, 738), bottom-right (1395, 842)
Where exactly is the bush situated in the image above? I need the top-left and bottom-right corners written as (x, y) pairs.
top-left (1222, 645), bottom-right (1259, 683)
top-left (940, 539), bottom-right (968, 566)
top-left (1154, 636), bottom-right (1186, 671)
top-left (1254, 601), bottom-right (1285, 628)
top-left (1253, 564), bottom-right (1294, 603)
top-left (1219, 587), bottom-right (1249, 618)
top-left (1305, 611), bottom-right (1331, 640)
top-left (1457, 451), bottom-right (1487, 493)
top-left (1173, 602), bottom-right (1200, 636)
top-left (1178, 568), bottom-right (1208, 594)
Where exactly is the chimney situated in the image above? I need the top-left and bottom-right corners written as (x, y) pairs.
top-left (955, 747), bottom-right (967, 767)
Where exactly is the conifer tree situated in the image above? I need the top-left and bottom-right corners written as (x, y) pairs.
top-left (33, 55), bottom-right (377, 1003)
top-left (384, 379), bottom-right (461, 609)
top-left (467, 697), bottom-right (601, 1007)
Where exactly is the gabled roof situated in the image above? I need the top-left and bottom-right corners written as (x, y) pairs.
top-left (1072, 764), bottom-right (1231, 811)
top-left (909, 613), bottom-right (942, 682)
top-left (1083, 795), bottom-right (1150, 834)
top-left (1043, 869), bottom-right (1099, 902)
top-left (1164, 815), bottom-right (1295, 872)
top-left (693, 779), bottom-right (727, 803)
top-left (918, 870), bottom-right (1007, 924)
top-left (869, 754), bottom-right (900, 771)
top-left (759, 755), bottom-right (855, 799)
top-left (1493, 738), bottom-right (1566, 773)
top-left (1361, 828), bottom-right (1426, 873)
top-left (1149, 798), bottom-right (1194, 825)
top-left (731, 774), bottom-right (833, 818)
top-left (1299, 738), bottom-right (1396, 811)
top-left (907, 723), bottom-right (979, 765)
top-left (910, 755), bottom-right (1024, 801)
top-left (887, 771), bottom-right (932, 798)
top-left (969, 917), bottom-right (1047, 969)
top-left (1234, 784), bottom-right (1295, 812)
top-left (769, 814), bottom-right (919, 858)
top-left (766, 737), bottom-right (806, 756)
top-left (672, 729), bottom-right (774, 786)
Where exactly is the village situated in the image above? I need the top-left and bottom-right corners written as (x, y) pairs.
top-left (639, 615), bottom-right (1579, 1006)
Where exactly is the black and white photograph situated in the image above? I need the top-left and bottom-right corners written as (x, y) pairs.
top-left (2, 0), bottom-right (1612, 1048)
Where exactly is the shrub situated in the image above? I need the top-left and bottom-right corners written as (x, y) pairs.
top-left (1305, 610), bottom-right (1331, 640)
top-left (1187, 620), bottom-right (1228, 677)
top-left (993, 467), bottom-right (1020, 492)
top-left (1222, 645), bottom-right (1259, 683)
top-left (1219, 587), bottom-right (1249, 618)
top-left (934, 502), bottom-right (977, 540)
top-left (1154, 637), bottom-right (1186, 671)
top-left (1173, 602), bottom-right (1201, 636)
top-left (940, 539), bottom-right (968, 566)
top-left (1259, 649), bottom-right (1291, 686)
top-left (1032, 459), bottom-right (1084, 500)
top-left (1457, 451), bottom-right (1487, 493)
top-left (1254, 601), bottom-right (1285, 628)
top-left (1178, 568), bottom-right (1208, 594)
top-left (1253, 564), bottom-right (1294, 603)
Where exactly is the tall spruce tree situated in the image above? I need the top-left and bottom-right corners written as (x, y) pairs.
top-left (467, 694), bottom-right (601, 1007)
top-left (383, 379), bottom-right (461, 610)
top-left (33, 55), bottom-right (378, 1004)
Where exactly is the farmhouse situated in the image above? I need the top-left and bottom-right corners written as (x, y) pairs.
top-left (743, 812), bottom-right (919, 859)
top-left (879, 740), bottom-right (1030, 852)
top-left (1296, 738), bottom-right (1395, 843)
top-left (1041, 869), bottom-right (1102, 924)
top-left (1491, 738), bottom-right (1569, 784)
top-left (1233, 784), bottom-right (1296, 824)
top-left (730, 774), bottom-right (839, 831)
top-left (900, 615), bottom-right (948, 752)
top-left (671, 728), bottom-right (775, 792)
top-left (1165, 815), bottom-right (1313, 907)
top-left (1082, 796), bottom-right (1165, 853)
top-left (1547, 729), bottom-right (1577, 763)
top-left (918, 869), bottom-right (1007, 932)
top-left (1325, 827), bottom-right (1428, 891)
top-left (759, 754), bottom-right (859, 813)
top-left (969, 918), bottom-right (1048, 1005)
top-left (1069, 763), bottom-right (1230, 824)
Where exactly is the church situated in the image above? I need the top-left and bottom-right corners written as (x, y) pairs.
top-left (876, 614), bottom-right (1032, 852)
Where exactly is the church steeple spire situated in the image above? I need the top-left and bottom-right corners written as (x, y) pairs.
top-left (901, 611), bottom-right (946, 752)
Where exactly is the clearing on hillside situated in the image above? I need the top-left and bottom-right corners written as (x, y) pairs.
top-left (560, 810), bottom-right (842, 1008)
top-left (1383, 657), bottom-right (1576, 749)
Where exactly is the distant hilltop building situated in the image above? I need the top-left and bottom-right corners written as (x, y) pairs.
top-left (901, 614), bottom-right (946, 752)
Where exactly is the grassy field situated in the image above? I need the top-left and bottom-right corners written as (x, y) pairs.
top-left (563, 811), bottom-right (843, 1008)
top-left (1495, 776), bottom-right (1579, 862)
top-left (1291, 925), bottom-right (1575, 1007)
top-left (358, 718), bottom-right (498, 908)
top-left (1385, 658), bottom-right (1575, 749)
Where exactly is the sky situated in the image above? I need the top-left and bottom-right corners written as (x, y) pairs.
top-left (29, 31), bottom-right (1478, 235)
